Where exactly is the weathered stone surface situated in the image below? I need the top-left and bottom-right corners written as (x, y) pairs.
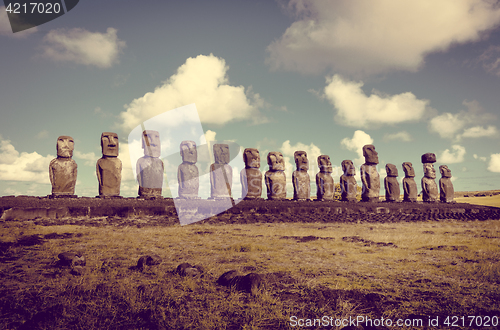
top-left (361, 145), bottom-right (380, 202)
top-left (265, 152), bottom-right (286, 200)
top-left (439, 165), bottom-right (455, 203)
top-left (421, 153), bottom-right (436, 164)
top-left (210, 144), bottom-right (232, 198)
top-left (340, 160), bottom-right (357, 202)
top-left (217, 270), bottom-right (240, 286)
top-left (402, 162), bottom-right (417, 202)
top-left (97, 132), bottom-right (121, 197)
top-left (178, 141), bottom-right (199, 199)
top-left (49, 136), bottom-right (77, 197)
top-left (137, 130), bottom-right (163, 198)
top-left (176, 263), bottom-right (204, 277)
top-left (137, 254), bottom-right (162, 271)
top-left (363, 144), bottom-right (379, 165)
top-left (316, 155), bottom-right (334, 201)
top-left (384, 164), bottom-right (400, 202)
top-left (293, 151), bottom-right (310, 200)
top-left (235, 273), bottom-right (263, 295)
top-left (71, 265), bottom-right (85, 276)
top-left (241, 148), bottom-right (262, 199)
top-left (422, 162), bottom-right (438, 202)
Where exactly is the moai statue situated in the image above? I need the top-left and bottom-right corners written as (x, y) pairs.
top-left (265, 151), bottom-right (286, 200)
top-left (421, 153), bottom-right (438, 202)
top-left (340, 160), bottom-right (357, 202)
top-left (49, 136), bottom-right (77, 197)
top-left (384, 163), bottom-right (400, 202)
top-left (96, 132), bottom-right (122, 197)
top-left (316, 155), bottom-right (334, 201)
top-left (178, 140), bottom-right (199, 199)
top-left (136, 130), bottom-right (164, 198)
top-left (360, 144), bottom-right (380, 202)
top-left (439, 165), bottom-right (455, 203)
top-left (293, 151), bottom-right (310, 200)
top-left (240, 148), bottom-right (262, 199)
top-left (402, 162), bottom-right (418, 202)
top-left (210, 144), bottom-right (232, 199)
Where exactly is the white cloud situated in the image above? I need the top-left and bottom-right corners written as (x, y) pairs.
top-left (36, 130), bottom-right (49, 139)
top-left (0, 6), bottom-right (38, 38)
top-left (267, 0), bottom-right (500, 75)
top-left (478, 45), bottom-right (500, 76)
top-left (324, 75), bottom-right (428, 128)
top-left (439, 145), bottom-right (466, 164)
top-left (383, 131), bottom-right (413, 142)
top-left (40, 27), bottom-right (125, 68)
top-left (429, 113), bottom-right (467, 139)
top-left (488, 153), bottom-right (500, 172)
top-left (461, 125), bottom-right (498, 138)
top-left (473, 154), bottom-right (487, 162)
top-left (0, 138), bottom-right (54, 183)
top-left (73, 151), bottom-right (98, 166)
top-left (118, 54), bottom-right (266, 133)
top-left (340, 130), bottom-right (374, 165)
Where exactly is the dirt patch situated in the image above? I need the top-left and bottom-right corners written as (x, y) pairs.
top-left (342, 235), bottom-right (397, 247)
top-left (280, 235), bottom-right (335, 243)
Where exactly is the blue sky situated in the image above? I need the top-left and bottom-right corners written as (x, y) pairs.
top-left (1, 0), bottom-right (500, 198)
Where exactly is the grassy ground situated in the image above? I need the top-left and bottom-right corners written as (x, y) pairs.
top-left (1, 210), bottom-right (500, 329)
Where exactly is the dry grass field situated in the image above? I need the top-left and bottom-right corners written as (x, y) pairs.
top-left (0, 194), bottom-right (499, 329)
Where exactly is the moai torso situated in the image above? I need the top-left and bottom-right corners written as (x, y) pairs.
top-left (360, 145), bottom-right (380, 202)
top-left (265, 151), bottom-right (286, 200)
top-left (402, 162), bottom-right (417, 202)
top-left (293, 151), bottom-right (310, 200)
top-left (97, 132), bottom-right (121, 197)
top-left (384, 163), bottom-right (400, 202)
top-left (137, 130), bottom-right (164, 198)
top-left (340, 159), bottom-right (357, 202)
top-left (178, 140), bottom-right (199, 199)
top-left (439, 165), bottom-right (454, 203)
top-left (316, 155), bottom-right (334, 201)
top-left (210, 144), bottom-right (232, 198)
top-left (421, 153), bottom-right (438, 202)
top-left (49, 136), bottom-right (77, 196)
top-left (240, 148), bottom-right (262, 199)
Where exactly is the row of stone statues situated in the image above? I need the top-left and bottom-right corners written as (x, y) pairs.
top-left (48, 132), bottom-right (454, 203)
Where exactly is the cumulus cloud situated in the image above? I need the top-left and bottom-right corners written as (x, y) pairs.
top-left (40, 27), bottom-right (125, 68)
top-left (324, 75), bottom-right (428, 128)
top-left (439, 145), bottom-right (466, 164)
top-left (267, 0), bottom-right (500, 75)
top-left (0, 6), bottom-right (38, 38)
top-left (488, 153), bottom-right (500, 172)
top-left (118, 54), bottom-right (266, 133)
top-left (0, 138), bottom-right (53, 183)
top-left (383, 131), bottom-right (413, 142)
top-left (473, 154), bottom-right (487, 162)
top-left (73, 150), bottom-right (98, 166)
top-left (340, 130), bottom-right (373, 165)
top-left (429, 100), bottom-right (497, 140)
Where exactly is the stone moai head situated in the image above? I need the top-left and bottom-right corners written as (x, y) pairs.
top-left (267, 152), bottom-right (285, 171)
top-left (180, 140), bottom-right (197, 164)
top-left (101, 132), bottom-right (119, 157)
top-left (142, 130), bottom-right (161, 158)
top-left (440, 165), bottom-right (452, 178)
top-left (362, 144), bottom-right (379, 165)
top-left (56, 135), bottom-right (74, 158)
top-left (423, 163), bottom-right (436, 179)
top-left (294, 151), bottom-right (309, 171)
top-left (243, 148), bottom-right (260, 168)
top-left (342, 160), bottom-right (356, 176)
top-left (386, 163), bottom-right (398, 177)
top-left (402, 162), bottom-right (415, 178)
top-left (214, 144), bottom-right (230, 164)
top-left (318, 155), bottom-right (332, 173)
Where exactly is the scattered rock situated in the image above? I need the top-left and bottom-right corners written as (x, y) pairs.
top-left (70, 265), bottom-right (85, 276)
top-left (217, 270), bottom-right (264, 295)
top-left (217, 270), bottom-right (240, 286)
top-left (176, 263), bottom-right (204, 277)
top-left (58, 252), bottom-right (85, 267)
top-left (136, 254), bottom-right (162, 271)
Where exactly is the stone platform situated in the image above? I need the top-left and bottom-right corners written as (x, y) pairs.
top-left (0, 195), bottom-right (499, 226)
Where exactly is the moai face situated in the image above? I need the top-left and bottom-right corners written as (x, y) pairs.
top-left (243, 148), bottom-right (260, 169)
top-left (363, 144), bottom-right (379, 164)
top-left (423, 163), bottom-right (436, 179)
top-left (317, 155), bottom-right (332, 173)
top-left (342, 160), bottom-right (356, 176)
top-left (294, 151), bottom-right (309, 171)
top-left (267, 152), bottom-right (285, 171)
top-left (180, 140), bottom-right (197, 164)
top-left (56, 136), bottom-right (74, 158)
top-left (402, 162), bottom-right (415, 177)
top-left (440, 165), bottom-right (452, 178)
top-left (142, 130), bottom-right (161, 158)
top-left (101, 132), bottom-right (119, 157)
top-left (214, 144), bottom-right (230, 164)
top-left (386, 164), bottom-right (398, 177)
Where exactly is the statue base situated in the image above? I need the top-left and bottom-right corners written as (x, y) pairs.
top-left (49, 194), bottom-right (77, 199)
top-left (362, 197), bottom-right (380, 202)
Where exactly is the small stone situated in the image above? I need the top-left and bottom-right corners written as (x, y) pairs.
top-left (137, 254), bottom-right (162, 271)
top-left (71, 265), bottom-right (85, 276)
top-left (217, 270), bottom-right (240, 286)
top-left (237, 273), bottom-right (263, 295)
top-left (176, 262), bottom-right (193, 276)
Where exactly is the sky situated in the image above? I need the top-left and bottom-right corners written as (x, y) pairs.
top-left (1, 0), bottom-right (500, 198)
